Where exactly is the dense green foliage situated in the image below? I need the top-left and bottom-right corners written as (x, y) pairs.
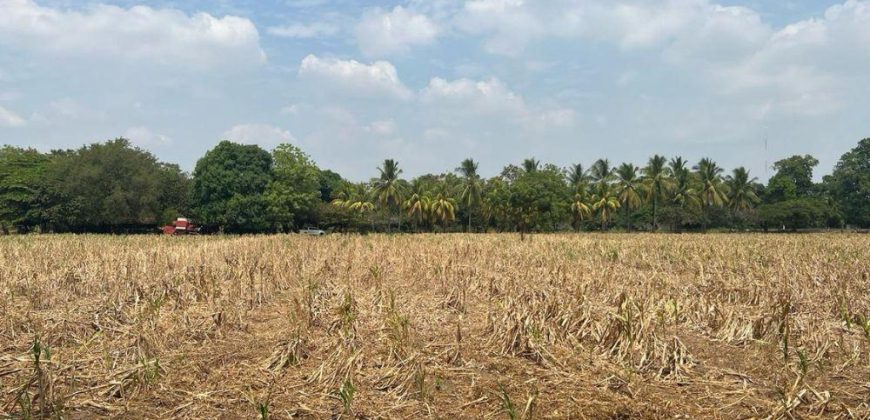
top-left (1, 137), bottom-right (868, 234)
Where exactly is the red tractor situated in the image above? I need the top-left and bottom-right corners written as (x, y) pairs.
top-left (161, 217), bottom-right (200, 235)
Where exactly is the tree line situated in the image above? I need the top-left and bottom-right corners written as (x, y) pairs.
top-left (1, 137), bottom-right (868, 234)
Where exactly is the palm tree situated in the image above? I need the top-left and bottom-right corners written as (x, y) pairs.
top-left (332, 183), bottom-right (376, 231)
top-left (567, 163), bottom-right (591, 193)
top-left (726, 167), bottom-right (760, 227)
top-left (694, 158), bottom-right (729, 231)
top-left (590, 159), bottom-right (614, 184)
top-left (456, 158), bottom-right (482, 232)
top-left (429, 187), bottom-right (456, 229)
top-left (590, 182), bottom-right (620, 230)
top-left (643, 154), bottom-right (672, 231)
top-left (570, 191), bottom-right (593, 231)
top-left (668, 157), bottom-right (699, 230)
top-left (615, 163), bottom-right (644, 231)
top-left (522, 158), bottom-right (540, 173)
top-left (373, 159), bottom-right (404, 231)
top-left (403, 191), bottom-right (428, 231)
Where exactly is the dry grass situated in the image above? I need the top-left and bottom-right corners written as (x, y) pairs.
top-left (1, 233), bottom-right (868, 419)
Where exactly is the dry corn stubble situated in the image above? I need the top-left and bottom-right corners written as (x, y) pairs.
top-left (0, 233), bottom-right (868, 418)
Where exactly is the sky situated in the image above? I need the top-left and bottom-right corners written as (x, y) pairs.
top-left (0, 0), bottom-right (868, 181)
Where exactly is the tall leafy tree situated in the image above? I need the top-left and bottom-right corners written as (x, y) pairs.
top-left (266, 143), bottom-right (321, 231)
top-left (824, 138), bottom-right (870, 227)
top-left (509, 166), bottom-right (569, 237)
top-left (155, 163), bottom-right (192, 225)
top-left (192, 140), bottom-right (273, 233)
top-left (0, 146), bottom-right (50, 232)
top-left (642, 155), bottom-right (672, 231)
top-left (456, 158), bottom-right (482, 232)
top-left (42, 139), bottom-right (175, 232)
top-left (694, 158), bottom-right (728, 231)
top-left (766, 155), bottom-right (820, 201)
top-left (373, 159), bottom-right (404, 231)
top-left (317, 169), bottom-right (345, 203)
top-left (615, 163), bottom-right (644, 231)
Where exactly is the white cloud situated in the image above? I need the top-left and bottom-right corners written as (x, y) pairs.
top-left (454, 0), bottom-right (770, 56)
top-left (0, 0), bottom-right (265, 68)
top-left (422, 77), bottom-right (527, 116)
top-left (356, 6), bottom-right (439, 57)
top-left (268, 22), bottom-right (338, 38)
top-left (703, 0), bottom-right (870, 118)
top-left (420, 76), bottom-right (575, 129)
top-left (364, 119), bottom-right (396, 135)
top-left (298, 54), bottom-right (412, 99)
top-left (222, 124), bottom-right (296, 147)
top-left (455, 0), bottom-right (543, 56)
top-left (0, 105), bottom-right (25, 127)
top-left (123, 126), bottom-right (172, 147)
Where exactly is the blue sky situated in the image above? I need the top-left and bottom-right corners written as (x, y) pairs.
top-left (1, 0), bottom-right (868, 181)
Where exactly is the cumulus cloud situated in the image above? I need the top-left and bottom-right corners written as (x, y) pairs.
top-left (0, 105), bottom-right (25, 127)
top-left (356, 6), bottom-right (439, 57)
top-left (701, 0), bottom-right (870, 118)
top-left (421, 76), bottom-right (576, 129)
top-left (222, 124), bottom-right (296, 147)
top-left (298, 54), bottom-right (412, 99)
top-left (0, 0), bottom-right (265, 68)
top-left (123, 126), bottom-right (172, 147)
top-left (451, 0), bottom-right (870, 118)
top-left (455, 0), bottom-right (543, 56)
top-left (421, 77), bottom-right (527, 116)
top-left (268, 22), bottom-right (338, 39)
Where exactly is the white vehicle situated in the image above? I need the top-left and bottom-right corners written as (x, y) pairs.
top-left (299, 227), bottom-right (326, 236)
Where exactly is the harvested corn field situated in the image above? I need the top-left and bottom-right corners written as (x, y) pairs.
top-left (1, 234), bottom-right (868, 419)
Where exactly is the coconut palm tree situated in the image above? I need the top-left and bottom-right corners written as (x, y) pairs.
top-left (590, 159), bottom-right (614, 184)
top-left (567, 163), bottom-right (591, 193)
top-left (667, 157), bottom-right (700, 230)
top-left (429, 187), bottom-right (456, 229)
top-left (522, 158), bottom-right (540, 173)
top-left (590, 182), bottom-right (620, 230)
top-left (694, 158), bottom-right (729, 231)
top-left (643, 154), bottom-right (672, 231)
top-left (570, 191), bottom-right (593, 231)
top-left (332, 183), bottom-right (376, 231)
top-left (615, 163), bottom-right (644, 231)
top-left (403, 191), bottom-right (428, 231)
top-left (726, 167), bottom-right (760, 226)
top-left (373, 159), bottom-right (404, 231)
top-left (456, 158), bottom-right (482, 232)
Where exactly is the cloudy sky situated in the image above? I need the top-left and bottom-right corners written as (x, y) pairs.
top-left (1, 0), bottom-right (868, 181)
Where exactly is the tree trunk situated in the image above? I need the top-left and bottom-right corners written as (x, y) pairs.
top-left (653, 195), bottom-right (658, 232)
